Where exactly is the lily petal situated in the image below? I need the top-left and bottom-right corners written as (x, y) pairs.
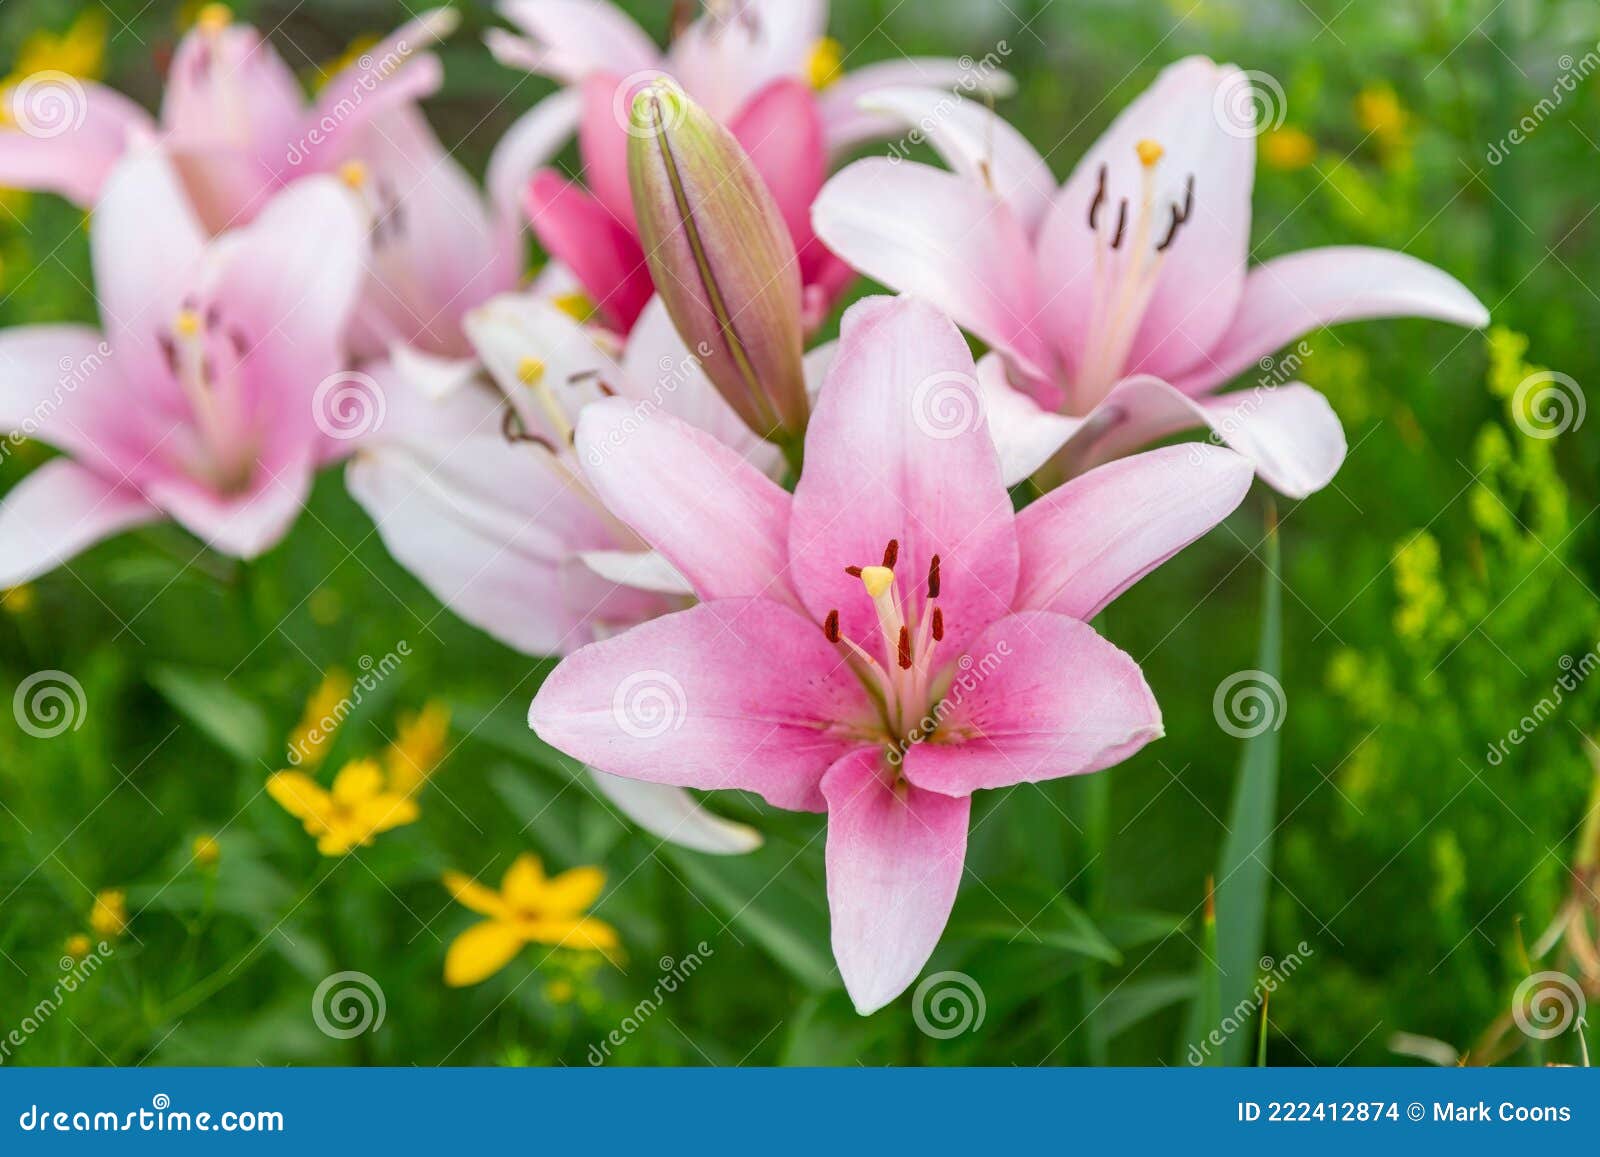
top-left (587, 770), bottom-right (763, 854)
top-left (0, 459), bottom-right (158, 587)
top-left (1173, 246), bottom-right (1491, 395)
top-left (1015, 444), bottom-right (1254, 620)
top-left (497, 0), bottom-right (661, 84)
top-left (817, 58), bottom-right (1015, 155)
top-left (903, 611), bottom-right (1162, 796)
top-left (525, 170), bottom-right (652, 332)
top-left (529, 598), bottom-right (869, 812)
top-left (822, 747), bottom-right (969, 1015)
top-left (0, 81), bottom-right (152, 206)
top-left (974, 352), bottom-right (1081, 486)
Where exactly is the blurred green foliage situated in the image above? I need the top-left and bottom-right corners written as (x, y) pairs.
top-left (2, 0), bottom-right (1598, 1066)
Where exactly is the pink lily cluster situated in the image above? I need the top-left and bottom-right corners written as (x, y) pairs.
top-left (0, 4), bottom-right (1495, 1012)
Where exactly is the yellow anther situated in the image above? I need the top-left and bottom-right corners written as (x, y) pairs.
top-left (337, 160), bottom-right (369, 190)
top-left (196, 3), bottom-right (232, 34)
top-left (806, 37), bottom-right (844, 90)
top-left (859, 565), bottom-right (894, 599)
top-left (517, 357), bottom-right (547, 386)
top-left (1135, 139), bottom-right (1165, 168)
top-left (551, 291), bottom-right (596, 322)
top-left (174, 309), bottom-right (202, 338)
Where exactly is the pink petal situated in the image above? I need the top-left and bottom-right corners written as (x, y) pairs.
top-left (587, 771), bottom-right (763, 854)
top-left (0, 460), bottom-right (157, 586)
top-left (576, 72), bottom-right (638, 232)
top-left (903, 611), bottom-right (1162, 796)
top-left (1014, 444), bottom-right (1253, 620)
top-left (974, 351), bottom-right (1080, 486)
top-left (817, 58), bottom-right (1016, 155)
top-left (526, 169), bottom-right (652, 332)
top-left (497, 0), bottom-right (661, 84)
top-left (1064, 375), bottom-right (1346, 499)
top-left (528, 598), bottom-right (871, 812)
top-left (822, 747), bottom-right (969, 1014)
top-left (144, 449), bottom-right (314, 559)
top-left (667, 0), bottom-right (825, 120)
top-left (788, 296), bottom-right (1019, 660)
top-left (462, 292), bottom-right (620, 440)
top-left (812, 160), bottom-right (1053, 379)
top-left (575, 398), bottom-right (795, 604)
top-left (1173, 246), bottom-right (1491, 395)
top-left (852, 88), bottom-right (1055, 236)
top-left (485, 88), bottom-right (583, 233)
top-left (162, 23), bottom-right (305, 164)
top-left (0, 325), bottom-right (122, 463)
top-left (1035, 57), bottom-right (1254, 387)
top-left (0, 82), bottom-right (152, 206)
top-left (730, 79), bottom-right (827, 254)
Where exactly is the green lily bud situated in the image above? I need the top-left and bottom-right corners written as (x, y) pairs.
top-left (626, 81), bottom-right (808, 455)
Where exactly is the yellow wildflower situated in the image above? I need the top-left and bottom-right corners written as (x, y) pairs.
top-left (63, 933), bottom-right (92, 961)
top-left (9, 10), bottom-right (108, 82)
top-left (1, 584), bottom-right (34, 614)
top-left (286, 668), bottom-right (353, 769)
top-left (192, 834), bottom-right (221, 867)
top-left (1355, 85), bottom-right (1408, 151)
top-left (442, 854), bottom-right (618, 987)
top-left (89, 889), bottom-right (127, 938)
top-left (313, 35), bottom-right (379, 91)
top-left (267, 759), bottom-right (419, 856)
top-left (806, 37), bottom-right (844, 90)
top-left (1260, 126), bottom-right (1315, 171)
top-left (544, 977), bottom-right (576, 1004)
top-left (385, 701), bottom-right (450, 795)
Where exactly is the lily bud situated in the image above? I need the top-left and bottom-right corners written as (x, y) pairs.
top-left (626, 81), bottom-right (808, 455)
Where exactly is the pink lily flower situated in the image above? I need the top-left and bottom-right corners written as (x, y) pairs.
top-left (0, 6), bottom-right (576, 374)
top-left (812, 60), bottom-right (1491, 498)
top-left (348, 291), bottom-right (789, 854)
top-left (529, 296), bottom-right (1254, 1011)
top-left (494, 0), bottom-right (1011, 332)
top-left (0, 147), bottom-right (365, 584)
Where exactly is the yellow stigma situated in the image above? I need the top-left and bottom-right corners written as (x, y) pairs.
top-left (338, 160), bottom-right (369, 190)
top-left (859, 565), bottom-right (894, 599)
top-left (1135, 139), bottom-right (1164, 168)
top-left (806, 37), bottom-right (844, 90)
top-left (174, 309), bottom-right (202, 338)
top-left (196, 3), bottom-right (232, 34)
top-left (517, 357), bottom-right (547, 386)
top-left (551, 290), bottom-right (596, 322)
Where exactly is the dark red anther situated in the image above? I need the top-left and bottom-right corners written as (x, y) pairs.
top-left (1088, 164), bottom-right (1108, 230)
top-left (824, 609), bottom-right (840, 643)
top-left (844, 565), bottom-right (863, 578)
top-left (931, 607), bottom-right (944, 642)
top-left (1110, 199), bottom-right (1129, 250)
top-left (882, 539), bottom-right (899, 569)
top-left (897, 626), bottom-right (912, 670)
top-left (1157, 175), bottom-right (1196, 253)
top-left (927, 554), bottom-right (941, 599)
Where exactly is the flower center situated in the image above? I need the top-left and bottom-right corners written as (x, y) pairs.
top-left (822, 540), bottom-right (950, 754)
top-left (1071, 138), bottom-right (1196, 411)
top-left (158, 300), bottom-right (256, 493)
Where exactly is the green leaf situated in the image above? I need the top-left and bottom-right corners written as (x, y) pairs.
top-left (949, 894), bottom-right (1120, 965)
top-left (1100, 973), bottom-right (1199, 1040)
top-left (1183, 508), bottom-right (1282, 1066)
top-left (148, 665), bottom-right (273, 765)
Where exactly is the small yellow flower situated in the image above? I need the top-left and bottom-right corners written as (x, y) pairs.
top-left (1260, 126), bottom-right (1316, 171)
top-left (10, 10), bottom-right (108, 82)
top-left (1355, 85), bottom-right (1407, 149)
top-left (806, 37), bottom-right (844, 90)
top-left (89, 889), bottom-right (127, 938)
top-left (192, 834), bottom-right (221, 867)
top-left (544, 977), bottom-right (576, 1004)
top-left (385, 701), bottom-right (450, 795)
top-left (63, 933), bottom-right (92, 961)
top-left (1, 584), bottom-right (35, 614)
top-left (550, 290), bottom-right (598, 323)
top-left (286, 668), bottom-right (353, 769)
top-left (267, 759), bottom-right (419, 856)
top-left (442, 854), bottom-right (618, 987)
